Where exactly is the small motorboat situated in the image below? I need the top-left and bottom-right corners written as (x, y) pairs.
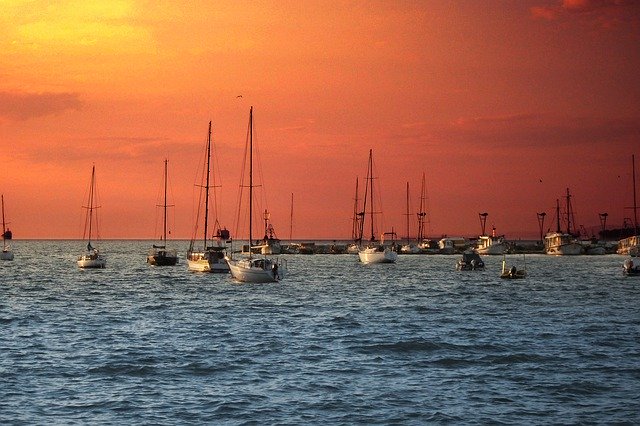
top-left (456, 250), bottom-right (485, 271)
top-left (623, 258), bottom-right (640, 276)
top-left (500, 254), bottom-right (526, 279)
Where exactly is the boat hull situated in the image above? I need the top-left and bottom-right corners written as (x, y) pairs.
top-left (1, 250), bottom-right (14, 261)
top-left (187, 249), bottom-right (229, 273)
top-left (358, 247), bottom-right (398, 264)
top-left (77, 254), bottom-right (106, 268)
top-left (147, 254), bottom-right (178, 266)
top-left (226, 257), bottom-right (284, 283)
top-left (545, 244), bottom-right (583, 255)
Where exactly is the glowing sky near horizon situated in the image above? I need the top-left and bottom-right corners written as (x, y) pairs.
top-left (1, 0), bottom-right (639, 240)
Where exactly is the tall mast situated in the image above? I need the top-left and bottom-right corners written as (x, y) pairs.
top-left (88, 165), bottom-right (96, 242)
top-left (633, 154), bottom-right (638, 233)
top-left (405, 182), bottom-right (410, 244)
top-left (352, 177), bottom-right (361, 243)
top-left (163, 159), bottom-right (168, 243)
top-left (368, 149), bottom-right (375, 241)
top-left (566, 188), bottom-right (573, 235)
top-left (1, 195), bottom-right (6, 245)
top-left (203, 121), bottom-right (212, 249)
top-left (289, 193), bottom-right (293, 241)
top-left (556, 199), bottom-right (561, 233)
top-left (249, 106), bottom-right (254, 258)
top-left (417, 172), bottom-right (426, 242)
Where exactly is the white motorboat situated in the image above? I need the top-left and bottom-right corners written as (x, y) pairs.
top-left (187, 121), bottom-right (230, 273)
top-left (226, 107), bottom-right (286, 283)
top-left (1, 195), bottom-right (14, 261)
top-left (77, 165), bottom-right (106, 269)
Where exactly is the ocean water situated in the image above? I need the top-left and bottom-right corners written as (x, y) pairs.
top-left (1, 240), bottom-right (639, 424)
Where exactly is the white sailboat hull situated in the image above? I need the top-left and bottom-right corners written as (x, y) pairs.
top-left (226, 257), bottom-right (285, 283)
top-left (77, 253), bottom-right (106, 268)
top-left (358, 247), bottom-right (398, 264)
top-left (187, 250), bottom-right (229, 273)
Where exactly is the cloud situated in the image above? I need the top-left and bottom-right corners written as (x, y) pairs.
top-left (0, 91), bottom-right (82, 120)
top-left (446, 113), bottom-right (640, 150)
top-left (530, 0), bottom-right (640, 29)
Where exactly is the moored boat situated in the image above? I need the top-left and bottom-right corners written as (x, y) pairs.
top-left (77, 165), bottom-right (106, 269)
top-left (147, 159), bottom-right (178, 266)
top-left (1, 195), bottom-right (14, 261)
top-left (187, 121), bottom-right (230, 273)
top-left (545, 193), bottom-right (583, 255)
top-left (456, 250), bottom-right (485, 271)
top-left (500, 254), bottom-right (526, 279)
top-left (617, 155), bottom-right (639, 257)
top-left (623, 258), bottom-right (640, 276)
top-left (226, 107), bottom-right (286, 282)
top-left (356, 149), bottom-right (398, 264)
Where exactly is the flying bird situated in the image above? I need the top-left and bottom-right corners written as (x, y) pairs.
top-left (236, 95), bottom-right (243, 98)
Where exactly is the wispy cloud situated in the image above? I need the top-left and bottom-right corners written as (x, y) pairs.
top-left (531, 0), bottom-right (640, 29)
top-left (0, 91), bottom-right (82, 120)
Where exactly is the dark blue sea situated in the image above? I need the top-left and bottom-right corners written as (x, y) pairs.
top-left (1, 241), bottom-right (639, 424)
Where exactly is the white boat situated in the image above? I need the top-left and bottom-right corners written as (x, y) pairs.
top-left (545, 193), bottom-right (583, 255)
top-left (475, 234), bottom-right (507, 255)
top-left (438, 237), bottom-right (467, 254)
top-left (187, 121), bottom-right (230, 273)
top-left (356, 149), bottom-right (398, 264)
top-left (617, 155), bottom-right (639, 256)
top-left (147, 159), bottom-right (178, 266)
top-left (1, 195), bottom-right (14, 261)
top-left (226, 107), bottom-right (286, 282)
top-left (77, 165), bottom-right (106, 269)
top-left (359, 245), bottom-right (398, 263)
top-left (475, 214), bottom-right (506, 255)
top-left (256, 209), bottom-right (282, 255)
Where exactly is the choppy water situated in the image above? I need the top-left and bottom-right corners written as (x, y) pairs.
top-left (1, 240), bottom-right (639, 424)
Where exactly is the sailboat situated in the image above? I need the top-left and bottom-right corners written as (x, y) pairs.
top-left (1, 195), bottom-right (14, 261)
top-left (226, 106), bottom-right (287, 283)
top-left (147, 159), bottom-right (178, 266)
top-left (357, 149), bottom-right (398, 264)
top-left (617, 154), bottom-right (639, 256)
top-left (187, 121), bottom-right (230, 273)
top-left (77, 165), bottom-right (106, 268)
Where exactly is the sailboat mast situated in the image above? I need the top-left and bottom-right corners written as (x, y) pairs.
top-left (352, 177), bottom-right (359, 242)
top-left (163, 159), bottom-right (168, 243)
top-left (368, 149), bottom-right (375, 241)
top-left (203, 121), bottom-right (212, 249)
top-left (249, 106), bottom-right (253, 256)
top-left (88, 165), bottom-right (95, 242)
top-left (633, 154), bottom-right (638, 233)
top-left (417, 172), bottom-right (426, 242)
top-left (289, 192), bottom-right (293, 241)
top-left (556, 199), bottom-right (561, 233)
top-left (566, 188), bottom-right (573, 235)
top-left (1, 195), bottom-right (6, 245)
top-left (405, 182), bottom-right (410, 244)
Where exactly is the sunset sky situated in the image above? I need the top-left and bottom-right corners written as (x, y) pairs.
top-left (1, 0), bottom-right (639, 240)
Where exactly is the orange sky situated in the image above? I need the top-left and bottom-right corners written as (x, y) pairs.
top-left (1, 0), bottom-right (639, 240)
